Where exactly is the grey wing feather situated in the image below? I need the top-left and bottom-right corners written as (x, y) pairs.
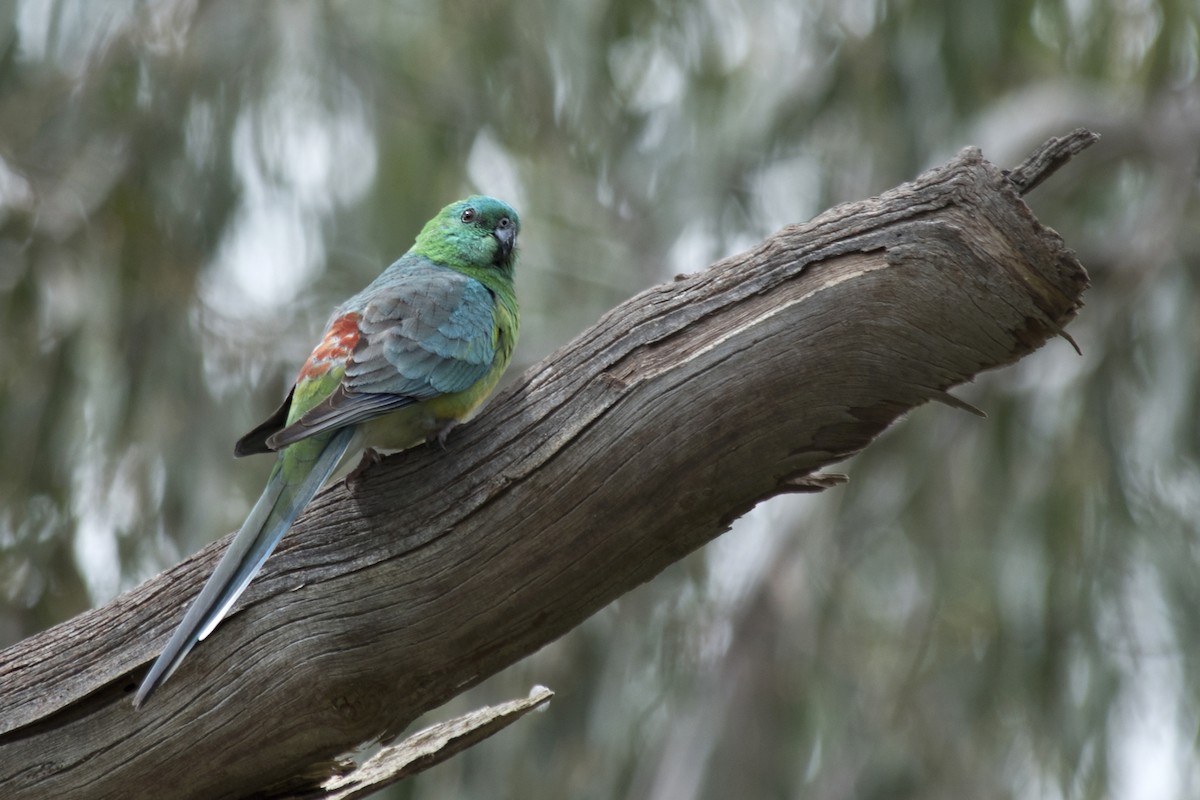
top-left (265, 264), bottom-right (497, 450)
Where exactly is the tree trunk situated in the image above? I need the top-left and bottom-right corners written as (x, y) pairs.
top-left (0, 131), bottom-right (1095, 800)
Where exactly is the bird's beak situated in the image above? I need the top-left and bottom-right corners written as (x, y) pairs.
top-left (493, 224), bottom-right (516, 264)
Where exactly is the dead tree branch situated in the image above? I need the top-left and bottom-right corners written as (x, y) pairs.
top-left (0, 133), bottom-right (1093, 800)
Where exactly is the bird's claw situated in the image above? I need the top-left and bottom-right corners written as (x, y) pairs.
top-left (435, 421), bottom-right (457, 450)
top-left (345, 447), bottom-right (382, 488)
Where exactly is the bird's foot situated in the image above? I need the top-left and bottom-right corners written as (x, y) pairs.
top-left (345, 447), bottom-right (382, 488)
top-left (434, 421), bottom-right (458, 450)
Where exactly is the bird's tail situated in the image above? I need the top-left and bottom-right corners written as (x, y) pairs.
top-left (134, 427), bottom-right (356, 708)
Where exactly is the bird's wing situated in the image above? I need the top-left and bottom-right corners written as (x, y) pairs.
top-left (233, 309), bottom-right (361, 456)
top-left (262, 265), bottom-right (497, 450)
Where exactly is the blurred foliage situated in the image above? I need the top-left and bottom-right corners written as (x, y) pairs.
top-left (1, 0), bottom-right (1198, 798)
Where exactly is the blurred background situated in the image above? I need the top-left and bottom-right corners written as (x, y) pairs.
top-left (1, 1), bottom-right (1198, 798)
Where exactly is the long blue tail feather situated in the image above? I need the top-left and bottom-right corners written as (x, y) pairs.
top-left (134, 427), bottom-right (355, 708)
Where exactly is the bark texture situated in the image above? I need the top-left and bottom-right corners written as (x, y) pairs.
top-left (0, 132), bottom-right (1094, 800)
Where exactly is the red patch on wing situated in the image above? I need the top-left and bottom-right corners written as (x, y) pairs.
top-left (297, 312), bottom-right (361, 381)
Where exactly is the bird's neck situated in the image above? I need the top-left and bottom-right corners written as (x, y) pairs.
top-left (406, 251), bottom-right (515, 302)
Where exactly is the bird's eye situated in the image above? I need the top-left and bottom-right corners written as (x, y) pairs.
top-left (497, 217), bottom-right (511, 229)
top-left (460, 208), bottom-right (476, 223)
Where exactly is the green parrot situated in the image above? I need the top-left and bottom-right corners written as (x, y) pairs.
top-left (134, 196), bottom-right (520, 707)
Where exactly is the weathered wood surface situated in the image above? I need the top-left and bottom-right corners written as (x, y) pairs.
top-left (0, 132), bottom-right (1094, 800)
top-left (316, 686), bottom-right (554, 800)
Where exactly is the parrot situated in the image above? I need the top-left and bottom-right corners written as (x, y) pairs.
top-left (133, 195), bottom-right (520, 708)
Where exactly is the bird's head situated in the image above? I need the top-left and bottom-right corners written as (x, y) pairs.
top-left (415, 195), bottom-right (520, 275)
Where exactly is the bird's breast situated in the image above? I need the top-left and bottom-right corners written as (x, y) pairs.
top-left (356, 370), bottom-right (503, 452)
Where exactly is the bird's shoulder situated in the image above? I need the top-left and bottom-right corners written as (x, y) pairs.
top-left (340, 256), bottom-right (491, 330)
